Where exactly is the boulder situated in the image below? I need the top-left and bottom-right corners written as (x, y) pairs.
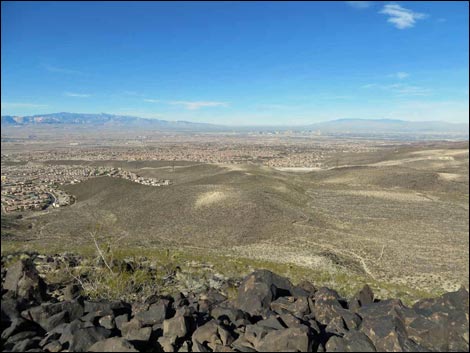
top-left (3, 259), bottom-right (47, 302)
top-left (21, 300), bottom-right (84, 331)
top-left (326, 331), bottom-right (376, 352)
top-left (349, 285), bottom-right (374, 312)
top-left (270, 296), bottom-right (310, 317)
top-left (135, 300), bottom-right (169, 326)
top-left (89, 337), bottom-right (138, 352)
top-left (314, 290), bottom-right (361, 332)
top-left (99, 314), bottom-right (116, 330)
top-left (59, 319), bottom-right (112, 352)
top-left (235, 270), bottom-right (294, 316)
top-left (192, 319), bottom-right (234, 351)
top-left (115, 313), bottom-right (130, 331)
top-left (84, 300), bottom-right (130, 316)
top-left (121, 318), bottom-right (152, 342)
top-left (360, 311), bottom-right (425, 352)
top-left (163, 315), bottom-right (189, 343)
top-left (211, 306), bottom-right (248, 324)
top-left (256, 326), bottom-right (312, 352)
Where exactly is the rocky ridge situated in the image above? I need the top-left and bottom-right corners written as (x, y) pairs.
top-left (1, 253), bottom-right (469, 352)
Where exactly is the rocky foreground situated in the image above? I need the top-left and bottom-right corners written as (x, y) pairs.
top-left (1, 254), bottom-right (469, 352)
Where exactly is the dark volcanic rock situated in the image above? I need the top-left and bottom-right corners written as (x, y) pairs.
top-left (326, 330), bottom-right (376, 352)
top-left (120, 318), bottom-right (152, 342)
top-left (88, 337), bottom-right (138, 352)
top-left (58, 319), bottom-right (112, 352)
top-left (192, 319), bottom-right (234, 351)
top-left (21, 300), bottom-right (84, 331)
top-left (3, 259), bottom-right (47, 302)
top-left (256, 326), bottom-right (312, 352)
top-left (349, 284), bottom-right (374, 312)
top-left (234, 270), bottom-right (294, 316)
top-left (84, 300), bottom-right (131, 316)
top-left (1, 257), bottom-right (469, 353)
top-left (134, 300), bottom-right (169, 326)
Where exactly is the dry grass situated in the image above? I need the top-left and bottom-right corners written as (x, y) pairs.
top-left (2, 141), bottom-right (468, 302)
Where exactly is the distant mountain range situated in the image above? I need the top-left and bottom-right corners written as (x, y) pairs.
top-left (0, 112), bottom-right (221, 131)
top-left (306, 118), bottom-right (469, 134)
top-left (1, 113), bottom-right (468, 136)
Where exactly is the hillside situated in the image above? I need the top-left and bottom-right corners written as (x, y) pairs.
top-left (3, 142), bottom-right (468, 301)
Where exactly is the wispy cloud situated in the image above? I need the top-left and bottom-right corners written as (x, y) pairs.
top-left (64, 92), bottom-right (91, 98)
top-left (1, 102), bottom-right (48, 109)
top-left (112, 109), bottom-right (164, 119)
top-left (363, 83), bottom-right (431, 96)
top-left (143, 99), bottom-right (160, 103)
top-left (44, 65), bottom-right (84, 75)
top-left (390, 71), bottom-right (409, 79)
top-left (169, 101), bottom-right (228, 110)
top-left (345, 1), bottom-right (372, 9)
top-left (122, 91), bottom-right (145, 97)
top-left (379, 4), bottom-right (427, 29)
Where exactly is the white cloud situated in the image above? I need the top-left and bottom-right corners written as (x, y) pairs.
top-left (363, 83), bottom-right (431, 96)
top-left (394, 72), bottom-right (409, 79)
top-left (143, 99), bottom-right (160, 103)
top-left (64, 92), bottom-right (91, 98)
top-left (379, 4), bottom-right (427, 29)
top-left (346, 1), bottom-right (372, 9)
top-left (169, 101), bottom-right (228, 110)
top-left (385, 71), bottom-right (410, 80)
top-left (112, 109), bottom-right (164, 119)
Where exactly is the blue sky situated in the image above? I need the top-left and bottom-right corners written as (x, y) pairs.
top-left (1, 1), bottom-right (468, 125)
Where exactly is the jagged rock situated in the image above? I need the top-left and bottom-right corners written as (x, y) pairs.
top-left (88, 337), bottom-right (139, 352)
top-left (256, 326), bottom-right (313, 352)
top-left (412, 287), bottom-right (470, 351)
top-left (360, 310), bottom-right (425, 352)
top-left (163, 314), bottom-right (189, 343)
top-left (121, 318), bottom-right (152, 342)
top-left (357, 299), bottom-right (404, 322)
top-left (84, 300), bottom-right (130, 316)
top-left (325, 331), bottom-right (377, 352)
top-left (178, 340), bottom-right (191, 352)
top-left (5, 330), bottom-right (39, 345)
top-left (211, 306), bottom-right (247, 324)
top-left (21, 300), bottom-right (84, 331)
top-left (270, 296), bottom-right (310, 317)
top-left (405, 314), bottom-right (450, 351)
top-left (192, 319), bottom-right (234, 350)
top-left (135, 300), bottom-right (169, 326)
top-left (115, 313), bottom-right (130, 330)
top-left (296, 280), bottom-right (317, 295)
top-left (349, 284), bottom-right (374, 312)
top-left (42, 340), bottom-right (63, 352)
top-left (10, 336), bottom-right (41, 352)
top-left (59, 319), bottom-right (112, 352)
top-left (158, 335), bottom-right (175, 352)
top-left (99, 314), bottom-right (116, 330)
top-left (234, 270), bottom-right (294, 316)
top-left (1, 297), bottom-right (21, 321)
top-left (3, 259), bottom-right (47, 302)
top-left (314, 290), bottom-right (361, 332)
top-left (255, 316), bottom-right (286, 330)
top-left (1, 255), bottom-right (469, 353)
top-left (1, 317), bottom-right (42, 341)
